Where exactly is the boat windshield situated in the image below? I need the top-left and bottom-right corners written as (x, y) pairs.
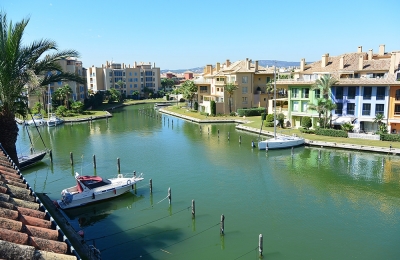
top-left (77, 176), bottom-right (111, 189)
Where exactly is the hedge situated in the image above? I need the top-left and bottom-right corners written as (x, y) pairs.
top-left (380, 133), bottom-right (400, 142)
top-left (315, 128), bottom-right (348, 138)
top-left (237, 107), bottom-right (266, 117)
top-left (299, 127), bottom-right (315, 134)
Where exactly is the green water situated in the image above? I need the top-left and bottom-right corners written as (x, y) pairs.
top-left (17, 104), bottom-right (400, 260)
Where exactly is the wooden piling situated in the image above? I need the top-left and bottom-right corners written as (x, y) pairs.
top-left (318, 150), bottom-right (321, 159)
top-left (220, 214), bottom-right (225, 235)
top-left (251, 141), bottom-right (255, 148)
top-left (382, 158), bottom-right (384, 167)
top-left (168, 187), bottom-right (171, 205)
top-left (192, 200), bottom-right (195, 218)
top-left (228, 132), bottom-right (230, 141)
top-left (93, 155), bottom-right (96, 169)
top-left (259, 234), bottom-right (263, 257)
top-left (208, 127), bottom-right (210, 135)
top-left (218, 129), bottom-right (220, 138)
top-left (149, 179), bottom-right (153, 193)
top-left (291, 147), bottom-right (294, 156)
top-left (70, 152), bottom-right (73, 166)
top-left (117, 158), bottom-right (120, 172)
top-left (49, 150), bottom-right (53, 163)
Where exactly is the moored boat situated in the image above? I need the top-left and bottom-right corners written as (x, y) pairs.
top-left (18, 150), bottom-right (47, 169)
top-left (47, 113), bottom-right (64, 127)
top-left (57, 172), bottom-right (144, 209)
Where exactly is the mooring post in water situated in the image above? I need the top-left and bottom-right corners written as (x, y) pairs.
top-left (200, 125), bottom-right (202, 132)
top-left (220, 214), bottom-right (225, 235)
top-left (133, 170), bottom-right (136, 177)
top-left (218, 129), bottom-right (220, 138)
top-left (93, 154), bottom-right (96, 169)
top-left (49, 150), bottom-right (53, 163)
top-left (318, 149), bottom-right (321, 159)
top-left (239, 135), bottom-right (242, 144)
top-left (382, 158), bottom-right (384, 167)
top-left (149, 179), bottom-right (153, 193)
top-left (192, 199), bottom-right (195, 218)
top-left (117, 158), bottom-right (120, 172)
top-left (291, 147), bottom-right (294, 157)
top-left (259, 234), bottom-right (263, 257)
top-left (70, 152), bottom-right (74, 166)
top-left (208, 127), bottom-right (210, 135)
top-left (228, 132), bottom-right (230, 141)
top-left (251, 140), bottom-right (255, 148)
top-left (168, 187), bottom-right (171, 205)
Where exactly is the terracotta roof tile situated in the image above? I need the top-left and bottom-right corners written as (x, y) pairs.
top-left (0, 144), bottom-right (79, 259)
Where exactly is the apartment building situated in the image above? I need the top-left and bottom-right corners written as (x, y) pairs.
top-left (87, 61), bottom-right (161, 98)
top-left (276, 45), bottom-right (400, 132)
top-left (194, 59), bottom-right (276, 114)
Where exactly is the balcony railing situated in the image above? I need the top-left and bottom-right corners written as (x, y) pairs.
top-left (362, 110), bottom-right (371, 116)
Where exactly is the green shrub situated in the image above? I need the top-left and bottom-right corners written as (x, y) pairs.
top-left (230, 112), bottom-right (236, 116)
top-left (315, 128), bottom-right (348, 138)
top-left (380, 133), bottom-right (400, 142)
top-left (265, 122), bottom-right (274, 127)
top-left (200, 111), bottom-right (209, 116)
top-left (266, 114), bottom-right (274, 122)
top-left (301, 116), bottom-right (312, 129)
top-left (299, 127), bottom-right (315, 134)
top-left (194, 101), bottom-right (198, 111)
top-left (277, 113), bottom-right (285, 128)
top-left (261, 113), bottom-right (267, 121)
top-left (210, 101), bottom-right (216, 116)
top-left (237, 107), bottom-right (266, 117)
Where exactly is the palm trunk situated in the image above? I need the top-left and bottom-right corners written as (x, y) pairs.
top-left (0, 113), bottom-right (20, 167)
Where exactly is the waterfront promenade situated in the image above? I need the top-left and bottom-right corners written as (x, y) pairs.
top-left (159, 108), bottom-right (400, 155)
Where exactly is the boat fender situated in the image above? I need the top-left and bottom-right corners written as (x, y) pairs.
top-left (92, 193), bottom-right (95, 199)
top-left (127, 180), bottom-right (131, 185)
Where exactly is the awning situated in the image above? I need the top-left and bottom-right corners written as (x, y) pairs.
top-left (332, 117), bottom-right (355, 125)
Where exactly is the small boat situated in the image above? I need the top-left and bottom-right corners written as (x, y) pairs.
top-left (47, 113), bottom-right (64, 127)
top-left (257, 65), bottom-right (304, 150)
top-left (25, 114), bottom-right (46, 127)
top-left (18, 150), bottom-right (47, 169)
top-left (57, 172), bottom-right (144, 209)
top-left (154, 103), bottom-right (172, 109)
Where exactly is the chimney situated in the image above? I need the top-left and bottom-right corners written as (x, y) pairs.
top-left (106, 61), bottom-right (109, 67)
top-left (122, 63), bottom-right (125, 68)
top-left (128, 64), bottom-right (131, 68)
top-left (300, 58), bottom-right (305, 71)
top-left (321, 53), bottom-right (329, 67)
top-left (207, 64), bottom-right (213, 75)
top-left (379, 44), bottom-right (385, 55)
top-left (358, 54), bottom-right (364, 70)
top-left (153, 62), bottom-right (156, 68)
top-left (368, 49), bottom-right (373, 60)
top-left (134, 61), bottom-right (137, 68)
top-left (101, 64), bottom-right (103, 68)
top-left (247, 60), bottom-right (251, 70)
top-left (226, 59), bottom-right (231, 67)
top-left (216, 62), bottom-right (220, 72)
top-left (255, 61), bottom-right (259, 72)
top-left (389, 52), bottom-right (397, 73)
top-left (339, 56), bottom-right (344, 69)
top-left (357, 46), bottom-right (363, 53)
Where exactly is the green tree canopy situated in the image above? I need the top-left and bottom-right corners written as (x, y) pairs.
top-left (224, 82), bottom-right (238, 114)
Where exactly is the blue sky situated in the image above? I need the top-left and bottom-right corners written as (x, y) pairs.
top-left (3, 0), bottom-right (399, 70)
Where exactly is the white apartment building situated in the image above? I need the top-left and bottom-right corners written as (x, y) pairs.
top-left (87, 61), bottom-right (161, 98)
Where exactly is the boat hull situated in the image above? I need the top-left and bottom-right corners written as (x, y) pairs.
top-left (258, 137), bottom-right (305, 150)
top-left (18, 151), bottom-right (47, 169)
top-left (57, 177), bottom-right (143, 209)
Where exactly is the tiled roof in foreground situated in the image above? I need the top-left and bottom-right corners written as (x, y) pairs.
top-left (0, 144), bottom-right (78, 260)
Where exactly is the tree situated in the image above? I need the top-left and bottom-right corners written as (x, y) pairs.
top-left (311, 74), bottom-right (338, 100)
top-left (181, 80), bottom-right (197, 109)
top-left (108, 88), bottom-right (121, 103)
top-left (71, 101), bottom-right (84, 114)
top-left (132, 90), bottom-right (140, 100)
top-left (224, 82), bottom-right (238, 114)
top-left (61, 84), bottom-right (73, 109)
top-left (308, 98), bottom-right (325, 127)
top-left (0, 12), bottom-right (83, 166)
top-left (161, 78), bottom-right (174, 93)
top-left (301, 116), bottom-right (312, 130)
top-left (374, 113), bottom-right (384, 130)
top-left (322, 99), bottom-right (337, 128)
top-left (341, 122), bottom-right (354, 132)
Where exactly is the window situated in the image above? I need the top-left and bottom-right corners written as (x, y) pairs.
top-left (292, 88), bottom-right (299, 98)
top-left (363, 87), bottom-right (372, 99)
top-left (376, 87), bottom-right (385, 100)
top-left (134, 78), bottom-right (138, 82)
top-left (362, 103), bottom-right (371, 116)
top-left (375, 104), bottom-right (384, 115)
top-left (335, 87), bottom-right (343, 99)
top-left (242, 76), bottom-right (248, 83)
top-left (292, 101), bottom-right (299, 112)
top-left (314, 89), bottom-right (321, 99)
top-left (266, 77), bottom-right (271, 83)
top-left (302, 88), bottom-right (309, 98)
top-left (134, 72), bottom-right (137, 76)
top-left (109, 72), bottom-right (112, 77)
top-left (347, 87), bottom-right (356, 99)
top-left (347, 103), bottom-right (355, 115)
top-left (395, 105), bottom-right (400, 115)
top-left (134, 84), bottom-right (138, 88)
top-left (242, 87), bottom-right (248, 94)
top-left (130, 84), bottom-right (132, 88)
top-left (200, 86), bottom-right (207, 93)
top-left (302, 101), bottom-right (308, 112)
top-left (335, 103), bottom-right (343, 115)
top-left (129, 72), bottom-right (132, 76)
top-left (216, 88), bottom-right (219, 92)
top-left (242, 97), bottom-right (248, 104)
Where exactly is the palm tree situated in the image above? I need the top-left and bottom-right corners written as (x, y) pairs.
top-left (311, 74), bottom-right (338, 100)
top-left (374, 113), bottom-right (385, 132)
top-left (61, 84), bottom-right (73, 109)
top-left (224, 82), bottom-right (238, 114)
top-left (322, 99), bottom-right (337, 128)
top-left (0, 12), bottom-right (84, 166)
top-left (181, 80), bottom-right (197, 109)
top-left (308, 98), bottom-right (325, 128)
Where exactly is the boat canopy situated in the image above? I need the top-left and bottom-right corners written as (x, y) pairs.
top-left (77, 176), bottom-right (111, 189)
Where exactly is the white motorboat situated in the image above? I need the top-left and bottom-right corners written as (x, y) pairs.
top-left (47, 113), bottom-right (64, 127)
top-left (25, 114), bottom-right (46, 127)
top-left (56, 172), bottom-right (144, 209)
top-left (257, 65), bottom-right (304, 150)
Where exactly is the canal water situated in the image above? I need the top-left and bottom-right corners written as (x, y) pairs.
top-left (17, 104), bottom-right (400, 260)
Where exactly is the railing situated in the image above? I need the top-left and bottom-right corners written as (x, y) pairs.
top-left (362, 110), bottom-right (371, 116)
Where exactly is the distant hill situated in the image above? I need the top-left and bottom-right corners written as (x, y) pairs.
top-left (161, 60), bottom-right (300, 74)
